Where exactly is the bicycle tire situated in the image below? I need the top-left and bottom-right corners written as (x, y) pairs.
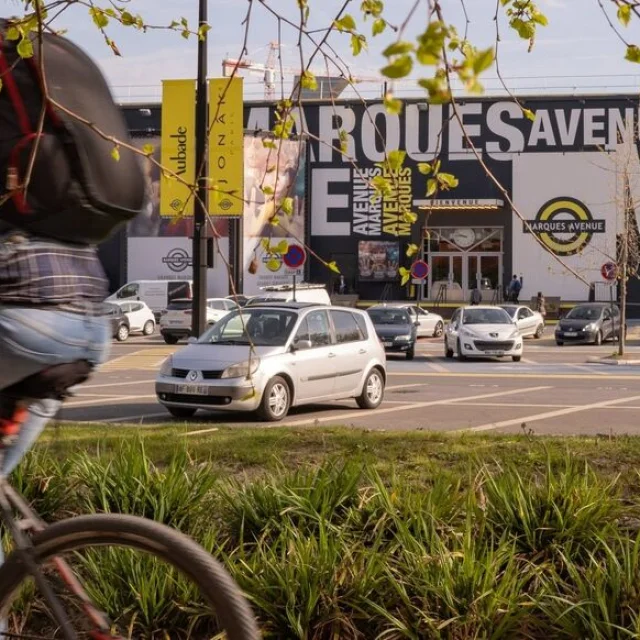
top-left (0, 513), bottom-right (261, 640)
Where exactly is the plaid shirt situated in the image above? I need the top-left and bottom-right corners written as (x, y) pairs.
top-left (0, 232), bottom-right (108, 307)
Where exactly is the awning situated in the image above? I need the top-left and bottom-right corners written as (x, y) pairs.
top-left (414, 198), bottom-right (504, 210)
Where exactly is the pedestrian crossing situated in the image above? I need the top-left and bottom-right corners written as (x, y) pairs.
top-left (100, 347), bottom-right (178, 372)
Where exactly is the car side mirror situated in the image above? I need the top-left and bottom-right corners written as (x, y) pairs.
top-left (187, 336), bottom-right (197, 344)
top-left (291, 339), bottom-right (312, 352)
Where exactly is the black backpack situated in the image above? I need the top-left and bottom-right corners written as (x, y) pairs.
top-left (0, 20), bottom-right (146, 245)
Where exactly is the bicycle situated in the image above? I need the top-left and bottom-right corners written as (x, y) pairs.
top-left (0, 359), bottom-right (261, 639)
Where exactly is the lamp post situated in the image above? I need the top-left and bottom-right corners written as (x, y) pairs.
top-left (192, 0), bottom-right (208, 337)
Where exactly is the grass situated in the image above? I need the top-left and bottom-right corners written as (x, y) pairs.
top-left (8, 425), bottom-right (640, 638)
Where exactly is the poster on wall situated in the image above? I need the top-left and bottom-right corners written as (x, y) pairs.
top-left (242, 136), bottom-right (307, 295)
top-left (358, 241), bottom-right (399, 281)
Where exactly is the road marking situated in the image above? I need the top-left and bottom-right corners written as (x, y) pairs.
top-left (65, 394), bottom-right (158, 408)
top-left (101, 347), bottom-right (176, 372)
top-left (75, 379), bottom-right (155, 391)
top-left (522, 358), bottom-right (537, 364)
top-left (386, 383), bottom-right (427, 391)
top-left (185, 427), bottom-right (220, 436)
top-left (102, 412), bottom-right (169, 423)
top-left (387, 371), bottom-right (640, 381)
top-left (570, 363), bottom-right (608, 375)
top-left (460, 393), bottom-right (640, 433)
top-left (420, 354), bottom-right (449, 373)
top-left (278, 386), bottom-right (550, 428)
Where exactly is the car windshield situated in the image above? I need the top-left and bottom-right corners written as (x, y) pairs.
top-left (167, 299), bottom-right (192, 311)
top-left (463, 308), bottom-right (512, 325)
top-left (500, 306), bottom-right (517, 318)
top-left (199, 308), bottom-right (297, 346)
top-left (566, 306), bottom-right (603, 320)
top-left (367, 309), bottom-right (411, 325)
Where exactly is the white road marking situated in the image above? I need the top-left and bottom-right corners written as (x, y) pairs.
top-left (386, 383), bottom-right (427, 391)
top-left (277, 386), bottom-right (550, 428)
top-left (184, 427), bottom-right (220, 436)
top-left (76, 379), bottom-right (154, 391)
top-left (460, 394), bottom-right (640, 433)
top-left (65, 395), bottom-right (157, 408)
top-left (101, 412), bottom-right (169, 423)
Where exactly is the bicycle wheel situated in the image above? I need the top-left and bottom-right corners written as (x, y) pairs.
top-left (0, 513), bottom-right (260, 639)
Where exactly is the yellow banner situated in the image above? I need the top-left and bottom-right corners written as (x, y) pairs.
top-left (160, 79), bottom-right (196, 218)
top-left (208, 77), bottom-right (244, 216)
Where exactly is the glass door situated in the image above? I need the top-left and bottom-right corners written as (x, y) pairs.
top-left (466, 254), bottom-right (501, 303)
top-left (428, 254), bottom-right (464, 301)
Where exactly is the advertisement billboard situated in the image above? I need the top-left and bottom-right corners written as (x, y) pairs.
top-left (358, 241), bottom-right (399, 281)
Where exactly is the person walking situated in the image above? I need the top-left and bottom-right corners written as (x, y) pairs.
top-left (470, 287), bottom-right (482, 305)
top-left (535, 291), bottom-right (546, 317)
top-left (508, 274), bottom-right (523, 303)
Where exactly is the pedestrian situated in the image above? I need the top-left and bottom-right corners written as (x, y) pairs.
top-left (508, 274), bottom-right (522, 303)
top-left (470, 287), bottom-right (482, 305)
top-left (535, 291), bottom-right (546, 317)
top-left (339, 274), bottom-right (346, 295)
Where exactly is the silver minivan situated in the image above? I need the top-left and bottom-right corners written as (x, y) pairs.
top-left (156, 303), bottom-right (386, 421)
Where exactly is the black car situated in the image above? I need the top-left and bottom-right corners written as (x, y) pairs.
top-left (555, 303), bottom-right (621, 346)
top-left (105, 303), bottom-right (130, 342)
top-left (366, 306), bottom-right (418, 360)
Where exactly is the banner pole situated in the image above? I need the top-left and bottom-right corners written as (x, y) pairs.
top-left (192, 0), bottom-right (208, 338)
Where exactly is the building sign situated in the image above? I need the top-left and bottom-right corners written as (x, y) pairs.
top-left (160, 80), bottom-right (196, 218)
top-left (209, 77), bottom-right (244, 216)
top-left (523, 197), bottom-right (606, 256)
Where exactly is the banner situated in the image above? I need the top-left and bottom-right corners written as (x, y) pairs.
top-left (160, 79), bottom-right (196, 218)
top-left (209, 77), bottom-right (244, 216)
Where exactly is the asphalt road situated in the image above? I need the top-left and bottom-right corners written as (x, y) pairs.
top-left (57, 332), bottom-right (640, 436)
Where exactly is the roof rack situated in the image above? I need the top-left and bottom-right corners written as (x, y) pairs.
top-left (260, 283), bottom-right (327, 291)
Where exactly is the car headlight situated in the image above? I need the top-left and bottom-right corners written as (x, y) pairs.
top-left (221, 358), bottom-right (261, 379)
top-left (159, 356), bottom-right (173, 376)
top-left (396, 334), bottom-right (412, 341)
top-left (460, 329), bottom-right (476, 338)
top-left (583, 323), bottom-right (596, 332)
top-left (508, 330), bottom-right (519, 339)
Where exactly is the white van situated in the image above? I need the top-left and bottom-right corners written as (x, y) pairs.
top-left (246, 284), bottom-right (331, 306)
top-left (106, 280), bottom-right (193, 319)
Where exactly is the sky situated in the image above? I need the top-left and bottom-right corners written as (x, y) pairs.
top-left (27, 0), bottom-right (640, 102)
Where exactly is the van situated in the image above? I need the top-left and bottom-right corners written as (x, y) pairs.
top-left (246, 284), bottom-right (331, 306)
top-left (105, 280), bottom-right (193, 319)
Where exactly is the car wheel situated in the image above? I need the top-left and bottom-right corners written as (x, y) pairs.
top-left (406, 345), bottom-right (415, 361)
top-left (257, 376), bottom-right (291, 422)
top-left (556, 340), bottom-right (564, 346)
top-left (594, 330), bottom-right (602, 346)
top-left (433, 321), bottom-right (444, 338)
top-left (457, 339), bottom-right (466, 361)
top-left (445, 338), bottom-right (454, 359)
top-left (357, 368), bottom-right (385, 410)
top-left (166, 406), bottom-right (197, 419)
top-left (163, 335), bottom-right (180, 345)
top-left (116, 324), bottom-right (129, 342)
top-left (534, 324), bottom-right (544, 339)
top-left (512, 355), bottom-right (522, 362)
top-left (143, 320), bottom-right (155, 336)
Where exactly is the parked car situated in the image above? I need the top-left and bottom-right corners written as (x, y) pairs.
top-left (113, 300), bottom-right (156, 336)
top-left (555, 303), bottom-right (621, 345)
top-left (156, 303), bottom-right (386, 421)
top-left (245, 284), bottom-right (331, 306)
top-left (444, 305), bottom-right (523, 362)
top-left (159, 298), bottom-right (239, 344)
top-left (105, 303), bottom-right (130, 342)
top-left (366, 306), bottom-right (418, 360)
top-left (225, 294), bottom-right (255, 308)
top-left (500, 305), bottom-right (545, 339)
top-left (370, 303), bottom-right (444, 338)
top-left (105, 279), bottom-right (193, 320)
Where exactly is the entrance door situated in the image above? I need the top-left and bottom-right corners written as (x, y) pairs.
top-left (428, 255), bottom-right (464, 301)
top-left (467, 254), bottom-right (501, 303)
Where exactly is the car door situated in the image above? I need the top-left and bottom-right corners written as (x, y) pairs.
top-left (446, 309), bottom-right (461, 352)
top-left (289, 310), bottom-right (337, 403)
top-left (601, 307), bottom-right (614, 340)
top-left (329, 309), bottom-right (371, 395)
top-left (414, 306), bottom-right (436, 336)
top-left (128, 302), bottom-right (147, 332)
top-left (517, 307), bottom-right (535, 336)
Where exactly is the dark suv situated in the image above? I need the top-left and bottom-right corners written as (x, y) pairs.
top-left (555, 303), bottom-right (621, 345)
top-left (106, 303), bottom-right (130, 342)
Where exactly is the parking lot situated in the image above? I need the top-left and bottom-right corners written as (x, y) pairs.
top-left (60, 333), bottom-right (640, 436)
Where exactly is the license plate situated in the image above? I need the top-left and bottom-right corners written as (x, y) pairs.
top-left (176, 384), bottom-right (208, 395)
top-left (168, 320), bottom-right (184, 326)
top-left (485, 351), bottom-right (505, 356)
top-left (564, 331), bottom-right (577, 337)
top-left (383, 341), bottom-right (394, 347)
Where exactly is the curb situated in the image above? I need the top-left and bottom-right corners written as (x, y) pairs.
top-left (587, 356), bottom-right (640, 366)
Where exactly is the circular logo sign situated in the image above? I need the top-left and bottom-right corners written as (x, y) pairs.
top-left (262, 252), bottom-right (283, 272)
top-left (410, 260), bottom-right (429, 280)
top-left (601, 262), bottom-right (618, 281)
top-left (283, 244), bottom-right (307, 270)
top-left (162, 247), bottom-right (192, 273)
top-left (525, 197), bottom-right (606, 257)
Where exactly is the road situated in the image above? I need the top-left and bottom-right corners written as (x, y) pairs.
top-left (58, 333), bottom-right (640, 436)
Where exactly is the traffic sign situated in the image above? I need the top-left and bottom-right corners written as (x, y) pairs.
top-left (283, 243), bottom-right (307, 270)
top-left (601, 262), bottom-right (617, 281)
top-left (410, 260), bottom-right (429, 280)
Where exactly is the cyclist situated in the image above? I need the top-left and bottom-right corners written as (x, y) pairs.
top-left (0, 229), bottom-right (110, 475)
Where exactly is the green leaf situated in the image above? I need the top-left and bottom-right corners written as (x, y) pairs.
top-left (472, 47), bottom-right (495, 74)
top-left (262, 139), bottom-right (277, 149)
top-left (198, 24), bottom-right (211, 40)
top-left (382, 41), bottom-right (414, 57)
top-left (274, 240), bottom-right (288, 254)
top-left (371, 175), bottom-right (392, 197)
top-left (399, 267), bottom-right (411, 286)
top-left (438, 173), bottom-right (459, 190)
top-left (261, 185), bottom-right (274, 196)
top-left (533, 11), bottom-right (549, 26)
top-left (510, 18), bottom-right (535, 40)
top-left (387, 150), bottom-right (406, 172)
top-left (417, 162), bottom-right (432, 175)
top-left (142, 144), bottom-right (155, 155)
top-left (6, 26), bottom-right (20, 41)
top-left (16, 37), bottom-right (33, 59)
top-left (400, 210), bottom-right (418, 224)
top-left (327, 261), bottom-right (341, 274)
top-left (300, 70), bottom-right (318, 90)
top-left (281, 197), bottom-right (294, 215)
top-left (372, 18), bottom-right (386, 36)
top-left (89, 7), bottom-right (109, 29)
top-left (626, 44), bottom-right (640, 63)
top-left (383, 94), bottom-right (403, 115)
top-left (266, 258), bottom-right (281, 272)
top-left (260, 238), bottom-right (270, 251)
top-left (338, 129), bottom-right (349, 155)
top-left (618, 5), bottom-right (631, 26)
top-left (120, 11), bottom-right (135, 25)
top-left (522, 108), bottom-right (536, 121)
top-left (381, 55), bottom-right (413, 79)
top-left (270, 215), bottom-right (280, 227)
top-left (426, 178), bottom-right (438, 197)
top-left (111, 146), bottom-right (120, 162)
top-left (406, 244), bottom-right (419, 258)
top-left (334, 14), bottom-right (356, 32)
top-left (351, 34), bottom-right (366, 56)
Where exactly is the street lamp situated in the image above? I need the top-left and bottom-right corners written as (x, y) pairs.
top-left (192, 0), bottom-right (208, 337)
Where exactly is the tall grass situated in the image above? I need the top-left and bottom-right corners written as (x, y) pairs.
top-left (6, 441), bottom-right (640, 638)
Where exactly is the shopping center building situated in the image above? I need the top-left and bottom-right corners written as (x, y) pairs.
top-left (100, 94), bottom-right (640, 312)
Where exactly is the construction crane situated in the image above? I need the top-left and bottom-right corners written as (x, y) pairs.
top-left (222, 42), bottom-right (382, 100)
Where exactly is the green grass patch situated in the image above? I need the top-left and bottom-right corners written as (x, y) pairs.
top-left (9, 425), bottom-right (640, 637)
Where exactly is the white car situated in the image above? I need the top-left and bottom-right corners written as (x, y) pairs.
top-left (444, 305), bottom-right (523, 362)
top-left (159, 298), bottom-right (239, 344)
top-left (113, 301), bottom-right (155, 336)
top-left (371, 303), bottom-right (444, 338)
top-left (500, 305), bottom-right (545, 339)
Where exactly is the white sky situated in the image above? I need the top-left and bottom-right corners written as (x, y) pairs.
top-left (27, 0), bottom-right (640, 101)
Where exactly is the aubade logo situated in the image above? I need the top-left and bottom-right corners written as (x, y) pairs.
top-left (162, 248), bottom-right (192, 273)
top-left (523, 197), bottom-right (606, 256)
